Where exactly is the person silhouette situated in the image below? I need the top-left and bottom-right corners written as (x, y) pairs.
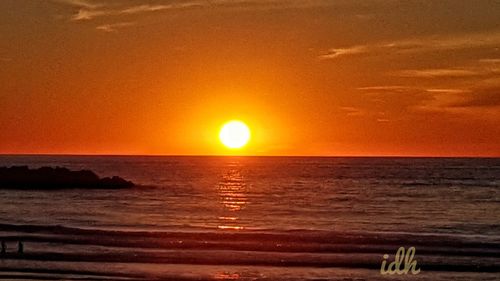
top-left (17, 241), bottom-right (23, 254)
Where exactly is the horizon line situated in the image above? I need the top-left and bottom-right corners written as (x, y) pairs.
top-left (0, 153), bottom-right (498, 159)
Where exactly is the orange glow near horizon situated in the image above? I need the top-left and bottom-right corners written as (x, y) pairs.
top-left (0, 1), bottom-right (499, 157)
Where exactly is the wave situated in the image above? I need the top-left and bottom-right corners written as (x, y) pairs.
top-left (0, 251), bottom-right (498, 272)
top-left (1, 223), bottom-right (499, 261)
top-left (0, 227), bottom-right (499, 280)
top-left (2, 223), bottom-right (500, 245)
top-left (400, 180), bottom-right (498, 187)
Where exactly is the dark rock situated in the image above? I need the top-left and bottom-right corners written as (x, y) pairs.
top-left (99, 176), bottom-right (135, 188)
top-left (0, 166), bottom-right (134, 189)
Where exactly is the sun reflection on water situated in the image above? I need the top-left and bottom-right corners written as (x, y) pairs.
top-left (213, 272), bottom-right (240, 280)
top-left (217, 163), bottom-right (247, 230)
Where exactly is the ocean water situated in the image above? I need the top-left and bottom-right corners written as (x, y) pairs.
top-left (0, 156), bottom-right (499, 280)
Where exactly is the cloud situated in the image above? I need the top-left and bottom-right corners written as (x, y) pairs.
top-left (321, 30), bottom-right (500, 60)
top-left (397, 32), bottom-right (500, 52)
top-left (48, 0), bottom-right (206, 21)
top-left (425, 88), bottom-right (470, 94)
top-left (392, 61), bottom-right (500, 79)
top-left (71, 3), bottom-right (192, 21)
top-left (356, 85), bottom-right (436, 114)
top-left (359, 86), bottom-right (474, 99)
top-left (479, 58), bottom-right (500, 64)
top-left (121, 4), bottom-right (172, 14)
top-left (55, 0), bottom-right (340, 21)
top-left (359, 84), bottom-right (500, 113)
top-left (72, 8), bottom-right (107, 20)
top-left (357, 86), bottom-right (414, 92)
top-left (447, 87), bottom-right (500, 108)
top-left (350, 80), bottom-right (499, 119)
top-left (339, 106), bottom-right (365, 116)
top-left (96, 21), bottom-right (135, 32)
top-left (319, 46), bottom-right (368, 59)
top-left (396, 69), bottom-right (479, 78)
top-left (44, 0), bottom-right (366, 36)
top-left (50, 0), bottom-right (101, 9)
top-left (119, 3), bottom-right (203, 15)
top-left (338, 106), bottom-right (392, 122)
top-left (356, 85), bottom-right (478, 112)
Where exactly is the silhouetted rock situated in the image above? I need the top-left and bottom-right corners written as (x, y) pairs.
top-left (0, 166), bottom-right (134, 189)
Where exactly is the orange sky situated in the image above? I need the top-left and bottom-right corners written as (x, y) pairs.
top-left (1, 0), bottom-right (499, 156)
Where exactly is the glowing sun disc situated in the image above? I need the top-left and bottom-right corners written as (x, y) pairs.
top-left (219, 120), bottom-right (251, 149)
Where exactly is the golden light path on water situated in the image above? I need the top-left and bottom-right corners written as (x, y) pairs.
top-left (214, 163), bottom-right (247, 279)
top-left (217, 162), bottom-right (247, 230)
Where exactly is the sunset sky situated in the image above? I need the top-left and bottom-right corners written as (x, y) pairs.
top-left (1, 0), bottom-right (499, 156)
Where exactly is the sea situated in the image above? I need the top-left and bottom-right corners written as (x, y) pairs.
top-left (0, 156), bottom-right (499, 280)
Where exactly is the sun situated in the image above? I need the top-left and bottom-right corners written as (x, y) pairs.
top-left (219, 120), bottom-right (251, 149)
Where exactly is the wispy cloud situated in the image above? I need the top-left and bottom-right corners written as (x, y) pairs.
top-left (392, 61), bottom-right (500, 79)
top-left (338, 106), bottom-right (391, 122)
top-left (54, 0), bottom-right (333, 21)
top-left (479, 58), bottom-right (500, 64)
top-left (319, 45), bottom-right (368, 59)
top-left (48, 0), bottom-right (204, 21)
top-left (447, 86), bottom-right (500, 108)
top-left (44, 0), bottom-right (350, 36)
top-left (425, 88), bottom-right (470, 94)
top-left (396, 68), bottom-right (479, 78)
top-left (120, 4), bottom-right (189, 14)
top-left (96, 21), bottom-right (135, 32)
top-left (321, 31), bottom-right (500, 60)
top-left (356, 85), bottom-right (436, 117)
top-left (339, 106), bottom-right (365, 116)
top-left (71, 3), bottom-right (202, 21)
top-left (357, 86), bottom-right (414, 92)
top-left (358, 83), bottom-right (500, 115)
top-left (51, 0), bottom-right (101, 9)
top-left (72, 8), bottom-right (106, 20)
top-left (359, 86), bottom-right (471, 95)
